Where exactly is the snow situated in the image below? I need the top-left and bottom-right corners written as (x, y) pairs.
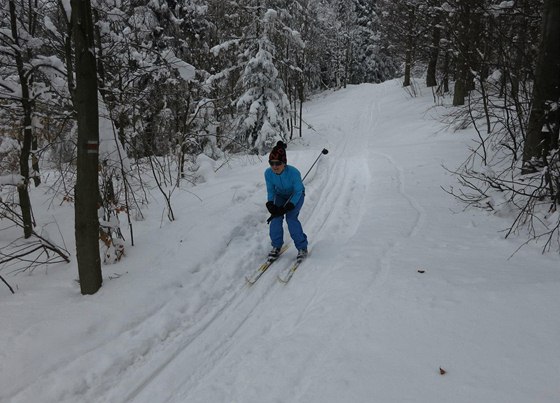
top-left (59, 0), bottom-right (71, 21)
top-left (43, 16), bottom-right (58, 35)
top-left (210, 39), bottom-right (241, 56)
top-left (495, 1), bottom-right (515, 10)
top-left (0, 174), bottom-right (23, 186)
top-left (1, 80), bottom-right (559, 403)
top-left (161, 50), bottom-right (196, 82)
top-left (263, 9), bottom-right (278, 23)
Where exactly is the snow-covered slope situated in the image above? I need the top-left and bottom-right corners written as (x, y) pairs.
top-left (1, 81), bottom-right (559, 403)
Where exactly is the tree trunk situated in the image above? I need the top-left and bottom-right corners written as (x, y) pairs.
top-left (466, 2), bottom-right (482, 91)
top-left (522, 0), bottom-right (560, 173)
top-left (510, 0), bottom-right (530, 99)
top-left (452, 53), bottom-right (467, 105)
top-left (403, 46), bottom-right (412, 87)
top-left (9, 0), bottom-right (36, 238)
top-left (72, 0), bottom-right (102, 295)
top-left (452, 2), bottom-right (471, 106)
top-left (402, 6), bottom-right (415, 88)
top-left (442, 29), bottom-right (451, 93)
top-left (426, 13), bottom-right (441, 88)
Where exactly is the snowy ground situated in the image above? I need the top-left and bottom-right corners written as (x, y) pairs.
top-left (1, 80), bottom-right (559, 403)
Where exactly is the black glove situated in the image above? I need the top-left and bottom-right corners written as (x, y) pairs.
top-left (275, 202), bottom-right (295, 216)
top-left (266, 201), bottom-right (280, 215)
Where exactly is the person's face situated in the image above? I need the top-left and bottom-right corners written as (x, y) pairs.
top-left (269, 160), bottom-right (285, 174)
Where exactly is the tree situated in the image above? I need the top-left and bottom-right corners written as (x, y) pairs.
top-left (1, 0), bottom-right (45, 238)
top-left (235, 8), bottom-right (291, 152)
top-left (208, 2), bottom-right (294, 152)
top-left (378, 0), bottom-right (422, 88)
top-left (449, 0), bottom-right (484, 106)
top-left (446, 0), bottom-right (560, 252)
top-left (523, 0), bottom-right (560, 173)
top-left (71, 0), bottom-right (102, 295)
top-left (425, 0), bottom-right (442, 88)
top-left (350, 0), bottom-right (397, 84)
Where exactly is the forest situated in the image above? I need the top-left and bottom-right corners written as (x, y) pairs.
top-left (1, 0), bottom-right (559, 294)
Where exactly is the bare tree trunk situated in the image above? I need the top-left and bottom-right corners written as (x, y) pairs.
top-left (453, 56), bottom-right (467, 105)
top-left (523, 0), bottom-right (560, 173)
top-left (426, 12), bottom-right (441, 88)
top-left (9, 0), bottom-right (37, 239)
top-left (299, 93), bottom-right (303, 138)
top-left (402, 6), bottom-right (415, 88)
top-left (510, 0), bottom-right (530, 99)
top-left (453, 2), bottom-right (471, 106)
top-left (59, 0), bottom-right (75, 95)
top-left (403, 46), bottom-right (412, 87)
top-left (72, 0), bottom-right (102, 295)
top-left (442, 30), bottom-right (451, 93)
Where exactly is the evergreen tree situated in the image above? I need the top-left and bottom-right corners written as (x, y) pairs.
top-left (350, 0), bottom-right (397, 84)
top-left (234, 9), bottom-right (290, 152)
top-left (378, 0), bottom-right (423, 87)
top-left (209, 2), bottom-right (296, 152)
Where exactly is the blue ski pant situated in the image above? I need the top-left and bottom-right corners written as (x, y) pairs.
top-left (269, 194), bottom-right (308, 250)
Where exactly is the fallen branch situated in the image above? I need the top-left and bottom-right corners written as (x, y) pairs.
top-left (0, 273), bottom-right (14, 294)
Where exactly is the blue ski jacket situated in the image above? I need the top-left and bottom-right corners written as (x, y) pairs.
top-left (265, 165), bottom-right (305, 205)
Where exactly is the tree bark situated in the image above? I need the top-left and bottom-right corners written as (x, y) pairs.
top-left (72, 0), bottom-right (102, 294)
top-left (402, 5), bottom-right (415, 88)
top-left (403, 46), bottom-right (412, 87)
top-left (442, 29), bottom-right (451, 93)
top-left (9, 0), bottom-right (36, 238)
top-left (426, 13), bottom-right (441, 88)
top-left (452, 2), bottom-right (471, 106)
top-left (522, 0), bottom-right (560, 173)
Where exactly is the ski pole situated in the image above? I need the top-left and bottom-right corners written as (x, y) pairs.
top-left (267, 148), bottom-right (329, 223)
top-left (302, 148), bottom-right (329, 181)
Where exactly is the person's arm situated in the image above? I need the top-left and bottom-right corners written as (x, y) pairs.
top-left (265, 169), bottom-right (275, 202)
top-left (288, 167), bottom-right (304, 205)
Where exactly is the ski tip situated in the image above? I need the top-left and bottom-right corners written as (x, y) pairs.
top-left (277, 276), bottom-right (289, 284)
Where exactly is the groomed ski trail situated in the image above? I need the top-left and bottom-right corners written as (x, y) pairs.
top-left (121, 82), bottom-right (427, 403)
top-left (5, 80), bottom-right (559, 403)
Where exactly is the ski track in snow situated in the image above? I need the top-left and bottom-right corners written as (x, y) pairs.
top-left (3, 169), bottom-right (287, 403)
top-left (283, 84), bottom-right (429, 402)
top-left (123, 99), bottom-right (379, 402)
top-left (5, 82), bottom-right (559, 403)
top-left (3, 83), bottom-right (455, 403)
top-left (117, 83), bottom-right (429, 402)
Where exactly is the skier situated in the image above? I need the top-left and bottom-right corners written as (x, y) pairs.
top-left (265, 141), bottom-right (308, 261)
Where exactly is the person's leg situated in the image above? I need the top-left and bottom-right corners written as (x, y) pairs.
top-left (285, 195), bottom-right (308, 250)
top-left (269, 196), bottom-right (287, 248)
top-left (269, 215), bottom-right (284, 248)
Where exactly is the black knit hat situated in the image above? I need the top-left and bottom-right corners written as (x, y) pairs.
top-left (269, 141), bottom-right (287, 164)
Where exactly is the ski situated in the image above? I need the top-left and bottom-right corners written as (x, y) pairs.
top-left (277, 253), bottom-right (308, 284)
top-left (246, 245), bottom-right (289, 285)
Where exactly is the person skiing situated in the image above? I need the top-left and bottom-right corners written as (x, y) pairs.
top-left (265, 141), bottom-right (308, 261)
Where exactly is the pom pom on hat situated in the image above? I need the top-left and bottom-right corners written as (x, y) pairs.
top-left (269, 141), bottom-right (287, 163)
